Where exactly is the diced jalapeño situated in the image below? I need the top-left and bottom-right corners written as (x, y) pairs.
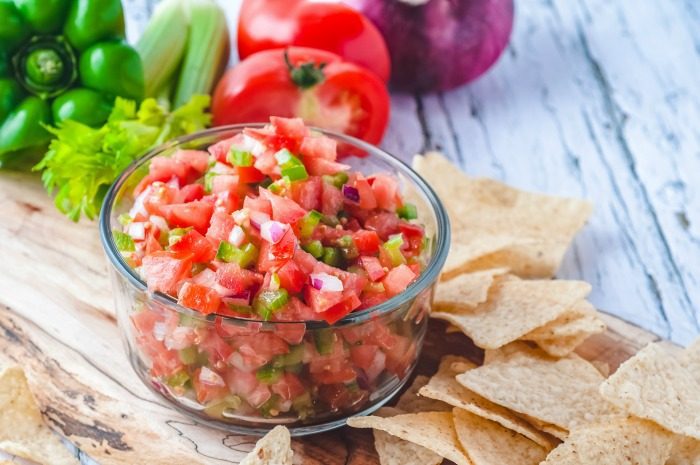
top-left (397, 203), bottom-right (418, 220)
top-left (229, 149), bottom-right (253, 167)
top-left (113, 230), bottom-right (135, 252)
top-left (299, 210), bottom-right (322, 238)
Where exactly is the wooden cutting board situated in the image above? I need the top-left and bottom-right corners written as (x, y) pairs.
top-left (0, 173), bottom-right (671, 465)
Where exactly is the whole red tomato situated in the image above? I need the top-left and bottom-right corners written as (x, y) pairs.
top-left (212, 47), bottom-right (390, 145)
top-left (238, 0), bottom-right (391, 82)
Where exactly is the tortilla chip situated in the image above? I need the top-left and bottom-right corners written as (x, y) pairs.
top-left (432, 278), bottom-right (591, 349)
top-left (457, 349), bottom-right (617, 430)
top-left (348, 411), bottom-right (472, 465)
top-left (419, 356), bottom-right (553, 449)
top-left (600, 343), bottom-right (700, 439)
top-left (0, 366), bottom-right (79, 465)
top-left (435, 269), bottom-right (509, 307)
top-left (519, 413), bottom-right (570, 440)
top-left (682, 337), bottom-right (700, 384)
top-left (446, 324), bottom-right (462, 334)
top-left (396, 375), bottom-right (451, 412)
top-left (667, 436), bottom-right (700, 465)
top-left (240, 425), bottom-right (293, 465)
top-left (482, 341), bottom-right (538, 365)
top-left (541, 417), bottom-right (673, 465)
top-left (373, 407), bottom-right (442, 465)
top-left (590, 360), bottom-right (610, 378)
top-left (413, 152), bottom-right (592, 279)
top-left (453, 408), bottom-right (547, 465)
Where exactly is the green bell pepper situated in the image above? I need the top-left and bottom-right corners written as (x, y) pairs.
top-left (0, 0), bottom-right (144, 168)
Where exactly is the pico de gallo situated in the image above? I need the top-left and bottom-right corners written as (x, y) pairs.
top-left (114, 117), bottom-right (430, 422)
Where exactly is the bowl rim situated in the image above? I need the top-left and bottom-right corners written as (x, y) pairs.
top-left (99, 123), bottom-right (451, 329)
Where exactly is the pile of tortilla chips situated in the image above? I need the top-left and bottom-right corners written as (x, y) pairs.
top-left (348, 154), bottom-right (700, 465)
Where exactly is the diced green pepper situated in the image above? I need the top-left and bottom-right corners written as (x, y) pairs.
top-left (118, 213), bottom-right (132, 226)
top-left (259, 394), bottom-right (282, 418)
top-left (299, 210), bottom-right (322, 238)
top-left (320, 214), bottom-right (339, 227)
top-left (216, 241), bottom-right (259, 268)
top-left (322, 246), bottom-right (343, 268)
top-left (203, 170), bottom-right (217, 193)
top-left (314, 328), bottom-right (336, 355)
top-left (397, 203), bottom-right (418, 220)
top-left (302, 239), bottom-right (324, 259)
top-left (273, 344), bottom-right (305, 368)
top-left (256, 364), bottom-right (283, 384)
top-left (228, 149), bottom-right (253, 167)
top-left (113, 230), bottom-right (135, 252)
top-left (281, 164), bottom-right (308, 181)
top-left (292, 391), bottom-right (314, 420)
top-left (166, 370), bottom-right (190, 389)
top-left (255, 289), bottom-right (289, 320)
top-left (203, 395), bottom-right (242, 418)
top-left (382, 234), bottom-right (406, 267)
top-left (178, 313), bottom-right (206, 329)
top-left (168, 227), bottom-right (189, 246)
top-left (215, 240), bottom-right (235, 261)
top-left (322, 171), bottom-right (349, 189)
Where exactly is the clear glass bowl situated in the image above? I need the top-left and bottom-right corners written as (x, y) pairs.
top-left (99, 125), bottom-right (450, 436)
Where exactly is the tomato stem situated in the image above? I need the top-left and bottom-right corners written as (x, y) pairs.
top-left (284, 49), bottom-right (326, 90)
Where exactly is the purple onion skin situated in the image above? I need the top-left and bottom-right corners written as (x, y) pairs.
top-left (345, 0), bottom-right (514, 92)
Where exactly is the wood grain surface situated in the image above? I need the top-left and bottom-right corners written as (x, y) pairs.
top-left (122, 0), bottom-right (700, 345)
top-left (0, 173), bottom-right (672, 464)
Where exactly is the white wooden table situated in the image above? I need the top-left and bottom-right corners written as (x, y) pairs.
top-left (124, 0), bottom-right (700, 345)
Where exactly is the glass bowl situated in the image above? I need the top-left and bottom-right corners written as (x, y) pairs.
top-left (99, 125), bottom-right (450, 436)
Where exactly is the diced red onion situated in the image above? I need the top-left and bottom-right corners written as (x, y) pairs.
top-left (342, 185), bottom-right (360, 203)
top-left (149, 215), bottom-right (169, 233)
top-left (152, 321), bottom-right (167, 341)
top-left (164, 327), bottom-right (195, 350)
top-left (166, 176), bottom-right (180, 189)
top-left (127, 222), bottom-right (146, 241)
top-left (309, 272), bottom-right (344, 292)
top-left (249, 211), bottom-right (271, 230)
top-left (222, 290), bottom-right (252, 307)
top-left (260, 220), bottom-right (289, 244)
top-left (233, 208), bottom-right (250, 225)
top-left (228, 225), bottom-right (246, 247)
top-left (199, 367), bottom-right (225, 386)
top-left (129, 186), bottom-right (151, 218)
top-left (242, 134), bottom-right (265, 156)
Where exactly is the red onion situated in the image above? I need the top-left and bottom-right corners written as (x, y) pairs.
top-left (249, 211), bottom-right (271, 230)
top-left (310, 272), bottom-right (344, 292)
top-left (228, 225), bottom-right (246, 247)
top-left (222, 290), bottom-right (252, 307)
top-left (149, 215), bottom-right (169, 233)
top-left (127, 222), bottom-right (146, 241)
top-left (260, 220), bottom-right (289, 243)
top-left (199, 367), bottom-right (225, 386)
top-left (342, 185), bottom-right (361, 203)
top-left (344, 0), bottom-right (514, 92)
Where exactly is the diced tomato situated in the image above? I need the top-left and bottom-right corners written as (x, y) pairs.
top-left (236, 165), bottom-right (267, 183)
top-left (359, 256), bottom-right (386, 282)
top-left (291, 176), bottom-right (322, 211)
top-left (271, 116), bottom-right (308, 139)
top-left (142, 252), bottom-right (193, 294)
top-left (231, 333), bottom-right (289, 361)
top-left (275, 322), bottom-right (307, 345)
top-left (353, 177), bottom-right (377, 210)
top-left (398, 222), bottom-right (425, 252)
top-left (260, 189), bottom-right (306, 224)
top-left (305, 157), bottom-right (350, 176)
top-left (271, 372), bottom-right (306, 401)
top-left (216, 263), bottom-right (263, 294)
top-left (171, 230), bottom-right (216, 262)
top-left (384, 336), bottom-right (416, 378)
top-left (162, 201), bottom-right (214, 234)
top-left (364, 211), bottom-right (400, 240)
top-left (211, 174), bottom-right (239, 195)
top-left (245, 127), bottom-right (299, 153)
top-left (312, 363), bottom-right (356, 384)
top-left (353, 230), bottom-right (380, 255)
top-left (208, 134), bottom-right (240, 163)
top-left (359, 291), bottom-right (388, 309)
top-left (199, 330), bottom-right (234, 366)
top-left (206, 210), bottom-right (235, 243)
top-left (350, 345), bottom-right (386, 384)
top-left (271, 228), bottom-right (298, 262)
top-left (174, 150), bottom-right (210, 174)
top-left (317, 293), bottom-right (361, 324)
top-left (215, 317), bottom-right (262, 339)
top-left (369, 173), bottom-right (398, 211)
top-left (192, 368), bottom-right (229, 404)
top-left (282, 296), bottom-right (317, 321)
top-left (317, 383), bottom-right (368, 410)
top-left (243, 195), bottom-right (272, 216)
top-left (382, 264), bottom-right (417, 297)
top-left (341, 320), bottom-right (396, 351)
top-left (178, 282), bottom-right (221, 315)
top-left (277, 260), bottom-right (306, 293)
top-left (144, 224), bottom-right (163, 254)
top-left (143, 183), bottom-right (178, 217)
top-left (304, 285), bottom-right (345, 314)
top-left (321, 182), bottom-right (344, 217)
top-left (176, 183), bottom-right (205, 203)
top-left (247, 384), bottom-right (273, 408)
top-left (299, 135), bottom-right (337, 160)
top-left (253, 149), bottom-right (279, 176)
top-left (225, 367), bottom-right (259, 396)
top-left (293, 249), bottom-right (318, 274)
top-left (149, 156), bottom-right (192, 183)
top-left (213, 191), bottom-right (241, 214)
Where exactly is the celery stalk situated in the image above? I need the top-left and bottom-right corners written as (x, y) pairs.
top-left (136, 0), bottom-right (189, 98)
top-left (173, 0), bottom-right (230, 107)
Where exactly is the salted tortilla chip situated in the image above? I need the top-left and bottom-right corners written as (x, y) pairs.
top-left (240, 425), bottom-right (293, 465)
top-left (482, 342), bottom-right (538, 365)
top-left (419, 356), bottom-right (553, 449)
top-left (432, 278), bottom-right (591, 349)
top-left (0, 366), bottom-right (79, 465)
top-left (667, 436), bottom-right (700, 465)
top-left (413, 152), bottom-right (592, 279)
top-left (396, 375), bottom-right (451, 412)
top-left (519, 413), bottom-right (570, 440)
top-left (457, 349), bottom-right (617, 430)
top-left (600, 343), bottom-right (700, 439)
top-left (372, 407), bottom-right (442, 465)
top-left (435, 268), bottom-right (509, 307)
top-left (682, 337), bottom-right (700, 384)
top-left (347, 411), bottom-right (472, 465)
top-left (453, 408), bottom-right (547, 465)
top-left (541, 417), bottom-right (673, 465)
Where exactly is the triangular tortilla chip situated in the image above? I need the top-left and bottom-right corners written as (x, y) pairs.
top-left (240, 425), bottom-right (293, 465)
top-left (347, 411), bottom-right (473, 465)
top-left (457, 349), bottom-right (618, 430)
top-left (435, 269), bottom-right (509, 307)
top-left (432, 278), bottom-right (591, 349)
top-left (667, 436), bottom-right (700, 465)
top-left (372, 407), bottom-right (442, 465)
top-left (419, 356), bottom-right (553, 449)
top-left (541, 418), bottom-right (673, 465)
top-left (600, 343), bottom-right (700, 439)
top-left (0, 366), bottom-right (79, 465)
top-left (413, 152), bottom-right (592, 279)
top-left (453, 408), bottom-right (547, 465)
top-left (396, 375), bottom-right (451, 412)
